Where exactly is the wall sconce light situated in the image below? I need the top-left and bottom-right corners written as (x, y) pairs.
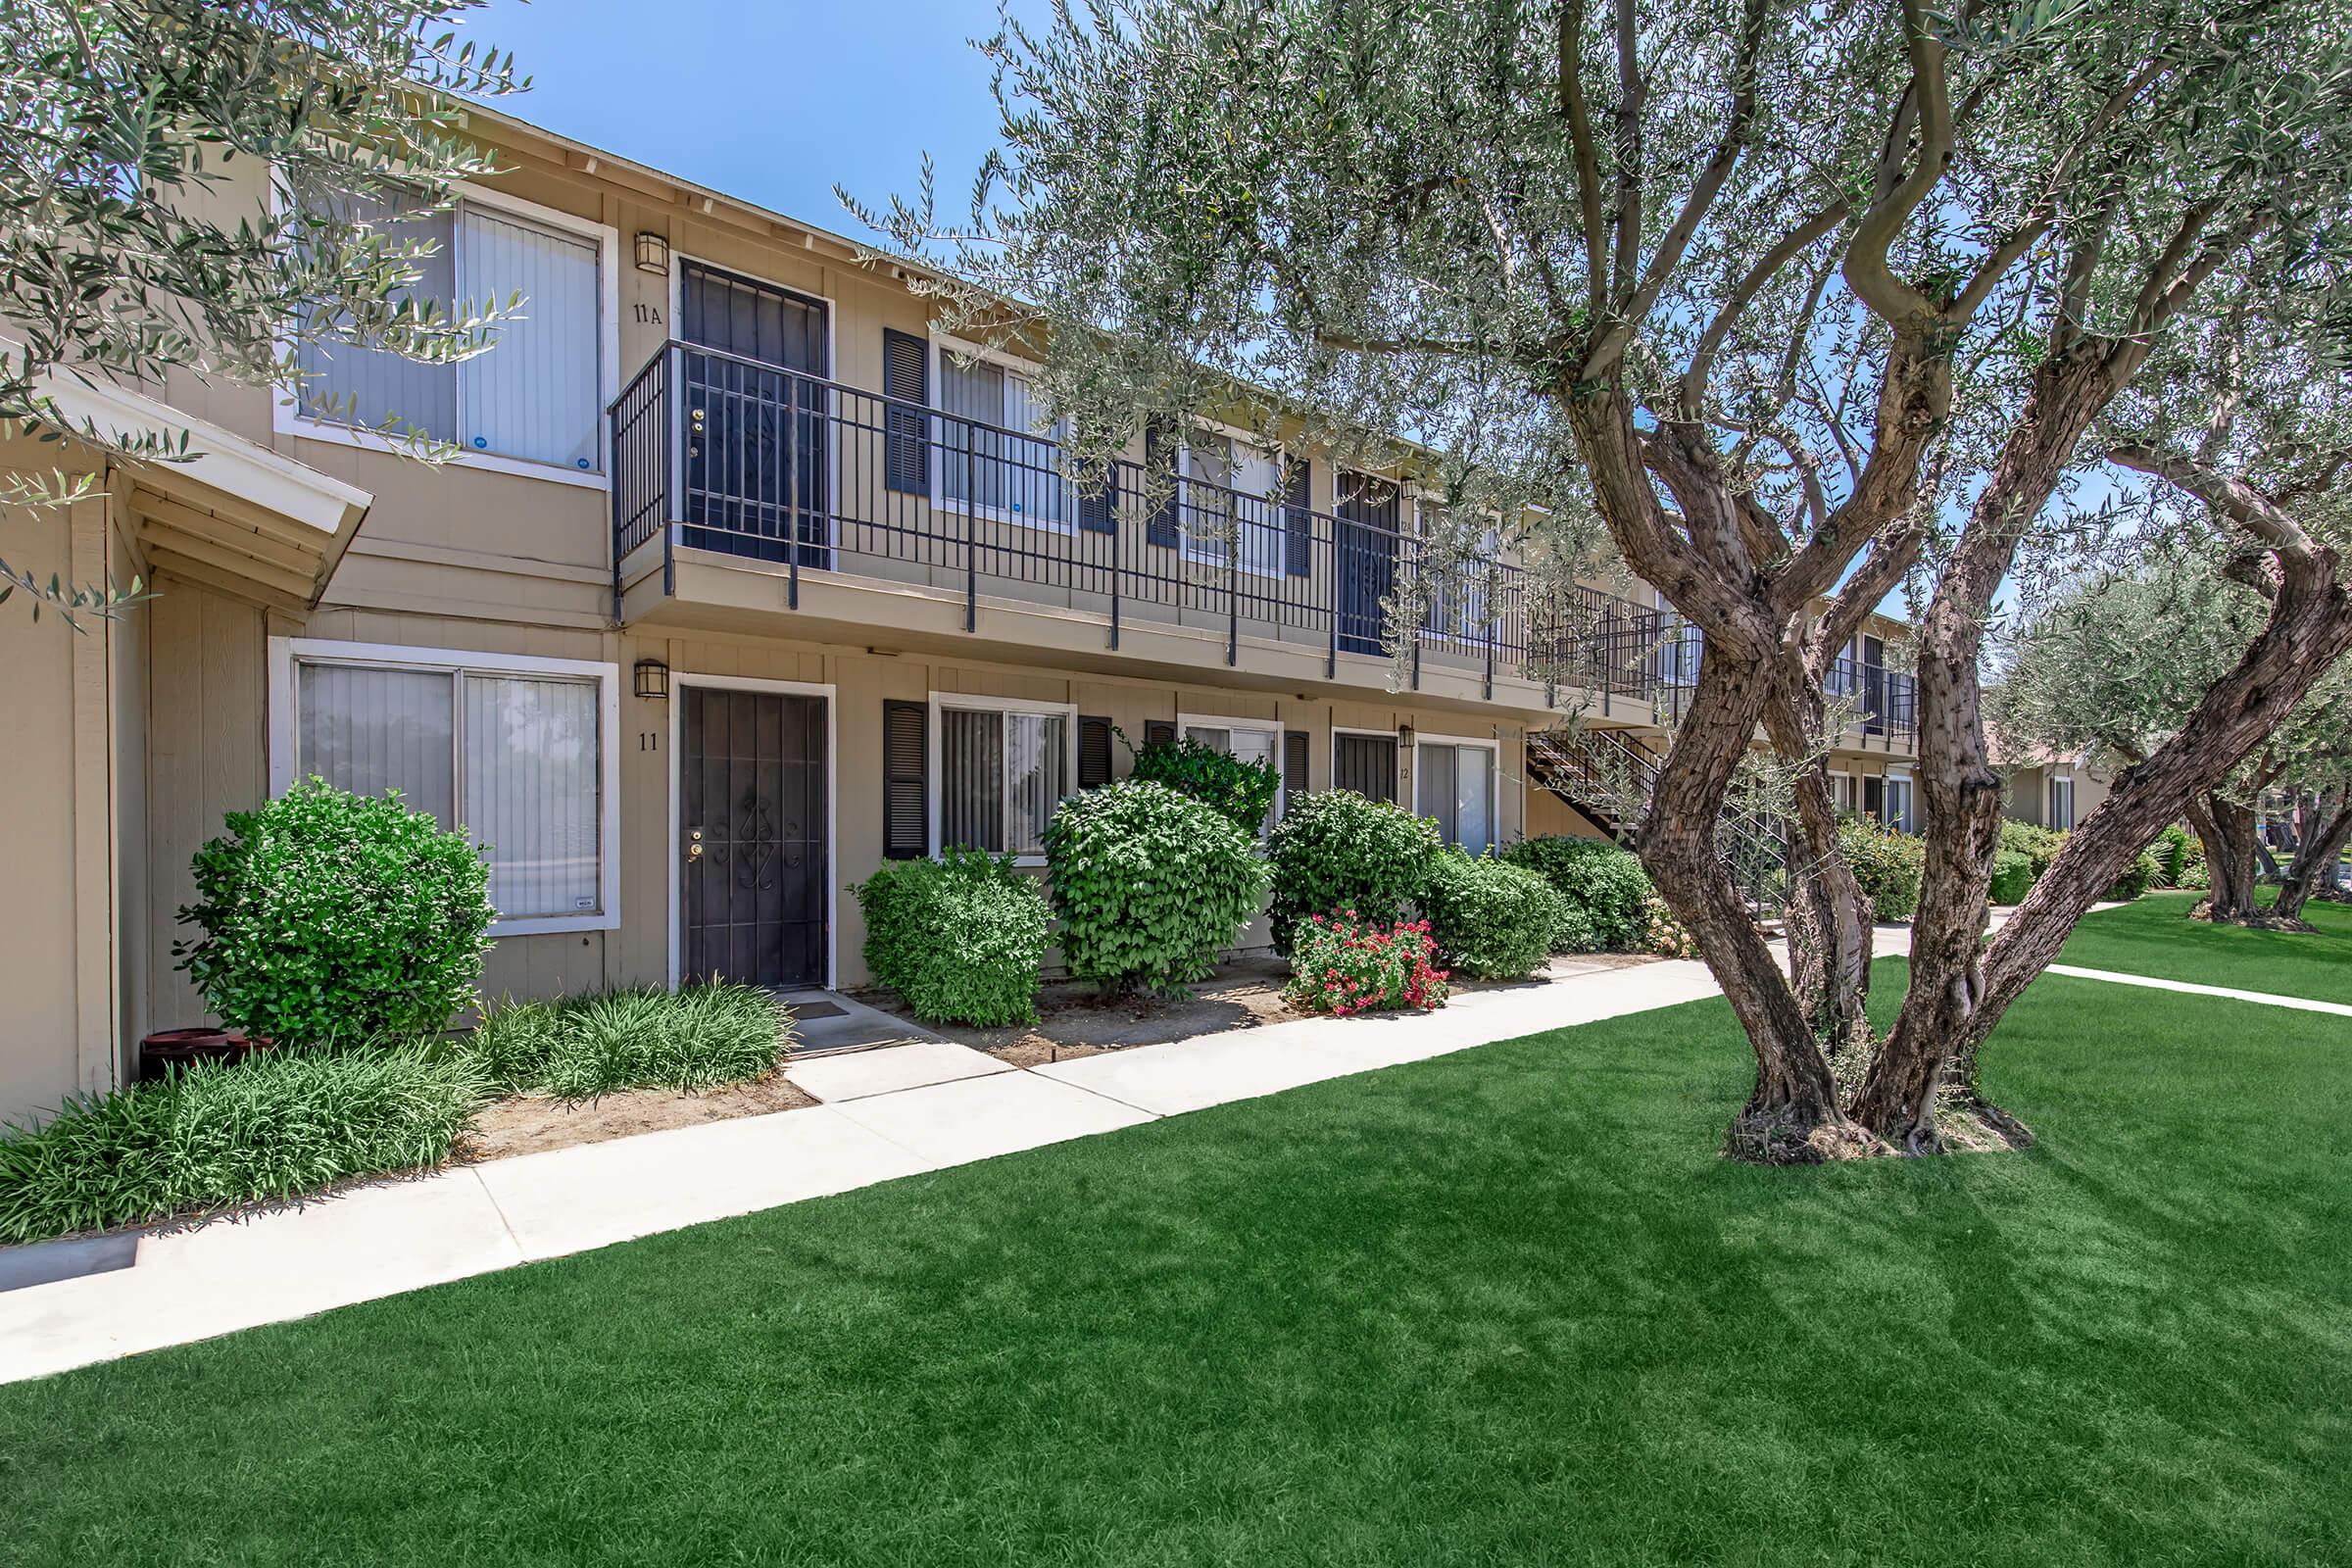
top-left (634, 231), bottom-right (671, 275)
top-left (634, 658), bottom-right (670, 700)
top-left (1396, 723), bottom-right (1415, 749)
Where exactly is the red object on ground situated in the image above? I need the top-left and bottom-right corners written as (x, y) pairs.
top-left (138, 1028), bottom-right (270, 1082)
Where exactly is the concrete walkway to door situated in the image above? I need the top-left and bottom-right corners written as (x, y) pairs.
top-left (0, 954), bottom-right (1730, 1385)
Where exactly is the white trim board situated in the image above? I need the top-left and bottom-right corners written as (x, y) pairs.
top-left (267, 636), bottom-right (622, 937)
top-left (666, 674), bottom-right (840, 993)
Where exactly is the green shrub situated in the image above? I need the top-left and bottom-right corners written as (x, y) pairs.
top-left (173, 779), bottom-right (493, 1047)
top-left (1044, 781), bottom-right (1271, 995)
top-left (2155, 823), bottom-right (2194, 887)
top-left (0, 1044), bottom-right (485, 1244)
top-left (1263, 790), bottom-right (1443, 952)
top-left (2104, 848), bottom-right (2161, 903)
top-left (1989, 848), bottom-right (2035, 906)
top-left (1126, 731), bottom-right (1281, 839)
top-left (1999, 819), bottom-right (2068, 879)
top-left (1838, 814), bottom-right (1925, 922)
top-left (1421, 852), bottom-right (1571, 980)
top-left (1498, 835), bottom-right (1651, 952)
top-left (1284, 913), bottom-right (1448, 1014)
top-left (854, 851), bottom-right (1052, 1026)
top-left (463, 983), bottom-right (788, 1101)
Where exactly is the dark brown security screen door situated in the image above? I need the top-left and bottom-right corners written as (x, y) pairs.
top-left (683, 687), bottom-right (826, 987)
top-left (1334, 733), bottom-right (1398, 803)
top-left (678, 261), bottom-right (830, 566)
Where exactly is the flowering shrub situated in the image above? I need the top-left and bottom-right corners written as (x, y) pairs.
top-left (1641, 894), bottom-right (1695, 957)
top-left (1283, 910), bottom-right (1449, 1015)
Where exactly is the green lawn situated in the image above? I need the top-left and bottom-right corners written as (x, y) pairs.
top-left (2, 963), bottom-right (2348, 1566)
top-left (2060, 890), bottom-right (2352, 1004)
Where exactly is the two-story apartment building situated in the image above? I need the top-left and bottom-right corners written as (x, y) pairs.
top-left (0, 105), bottom-right (1920, 1125)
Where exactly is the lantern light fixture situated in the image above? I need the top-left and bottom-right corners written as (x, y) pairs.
top-left (634, 231), bottom-right (671, 275)
top-left (633, 658), bottom-right (670, 700)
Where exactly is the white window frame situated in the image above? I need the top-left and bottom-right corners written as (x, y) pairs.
top-left (1412, 732), bottom-right (1502, 853)
top-left (928, 333), bottom-right (1077, 535)
top-left (1176, 420), bottom-right (1292, 578)
top-left (271, 179), bottom-right (622, 490)
top-left (1178, 712), bottom-right (1286, 829)
top-left (1831, 771), bottom-right (1858, 814)
top-left (928, 692), bottom-right (1081, 867)
top-left (2049, 774), bottom-right (2076, 830)
top-left (267, 637), bottom-right (622, 936)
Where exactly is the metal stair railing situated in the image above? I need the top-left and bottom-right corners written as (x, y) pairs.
top-left (1528, 726), bottom-right (1791, 916)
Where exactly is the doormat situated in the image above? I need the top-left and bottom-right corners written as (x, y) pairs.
top-left (781, 1000), bottom-right (848, 1022)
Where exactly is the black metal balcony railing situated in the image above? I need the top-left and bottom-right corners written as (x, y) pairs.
top-left (610, 339), bottom-right (1915, 743)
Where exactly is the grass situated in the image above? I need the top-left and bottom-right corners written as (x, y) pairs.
top-left (2060, 889), bottom-right (2352, 1004)
top-left (461, 981), bottom-right (789, 1099)
top-left (2, 956), bottom-right (2347, 1565)
top-left (0, 984), bottom-right (790, 1246)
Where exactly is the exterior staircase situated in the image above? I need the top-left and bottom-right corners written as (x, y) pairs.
top-left (1526, 726), bottom-right (1791, 915)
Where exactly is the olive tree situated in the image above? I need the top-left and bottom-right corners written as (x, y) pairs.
top-left (0, 0), bottom-right (524, 625)
top-left (856, 0), bottom-right (2352, 1157)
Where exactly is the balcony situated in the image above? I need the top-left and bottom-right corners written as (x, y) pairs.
top-left (608, 340), bottom-right (1912, 748)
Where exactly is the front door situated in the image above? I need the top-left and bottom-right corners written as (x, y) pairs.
top-left (1335, 471), bottom-right (1400, 657)
top-left (678, 262), bottom-right (831, 567)
top-left (682, 687), bottom-right (827, 987)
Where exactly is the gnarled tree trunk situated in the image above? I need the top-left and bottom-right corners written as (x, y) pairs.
top-left (2185, 791), bottom-right (2264, 922)
top-left (2275, 789), bottom-right (2352, 922)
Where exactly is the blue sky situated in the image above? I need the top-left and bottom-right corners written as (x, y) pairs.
top-left (468, 1), bottom-right (1012, 241)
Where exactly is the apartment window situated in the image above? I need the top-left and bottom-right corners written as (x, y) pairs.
top-left (1833, 773), bottom-right (1858, 814)
top-left (1415, 739), bottom-right (1496, 855)
top-left (1182, 434), bottom-right (1287, 577)
top-left (2049, 775), bottom-right (2076, 830)
top-left (294, 191), bottom-right (604, 473)
top-left (1884, 775), bottom-right (1918, 835)
top-left (276, 642), bottom-right (617, 930)
top-left (934, 697), bottom-right (1073, 858)
top-left (935, 343), bottom-right (1070, 526)
top-left (1422, 514), bottom-right (1503, 641)
top-left (1183, 716), bottom-right (1283, 834)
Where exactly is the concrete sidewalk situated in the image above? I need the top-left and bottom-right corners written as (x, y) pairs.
top-left (0, 956), bottom-right (1725, 1386)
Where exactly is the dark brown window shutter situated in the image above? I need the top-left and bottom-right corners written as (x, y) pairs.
top-left (1144, 419), bottom-right (1180, 547)
top-left (883, 700), bottom-right (927, 858)
top-left (1077, 438), bottom-right (1117, 533)
top-left (882, 329), bottom-right (928, 494)
top-left (1078, 715), bottom-right (1113, 789)
top-left (1144, 718), bottom-right (1176, 748)
top-left (1283, 729), bottom-right (1309, 808)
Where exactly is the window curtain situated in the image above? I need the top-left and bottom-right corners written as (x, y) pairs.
top-left (999, 366), bottom-right (1070, 525)
top-left (458, 209), bottom-right (600, 471)
top-left (939, 356), bottom-right (1006, 510)
top-left (1453, 746), bottom-right (1494, 855)
top-left (1005, 712), bottom-right (1067, 856)
top-left (465, 674), bottom-right (601, 917)
top-left (295, 662), bottom-right (455, 824)
top-left (296, 193), bottom-right (457, 443)
top-left (942, 707), bottom-right (1005, 852)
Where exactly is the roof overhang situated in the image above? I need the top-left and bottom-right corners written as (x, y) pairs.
top-left (33, 371), bottom-right (371, 612)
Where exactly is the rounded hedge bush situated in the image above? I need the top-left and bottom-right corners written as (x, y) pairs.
top-left (1836, 813), bottom-right (1924, 923)
top-left (1422, 852), bottom-right (1570, 980)
top-left (1263, 790), bottom-right (1442, 953)
top-left (1988, 848), bottom-right (2035, 906)
top-left (1128, 731), bottom-right (1281, 839)
top-left (854, 850), bottom-right (1051, 1025)
top-left (173, 779), bottom-right (493, 1046)
top-left (1497, 835), bottom-right (1652, 952)
top-left (1044, 781), bottom-right (1270, 995)
top-left (1999, 819), bottom-right (2068, 879)
top-left (2154, 823), bottom-right (2194, 887)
